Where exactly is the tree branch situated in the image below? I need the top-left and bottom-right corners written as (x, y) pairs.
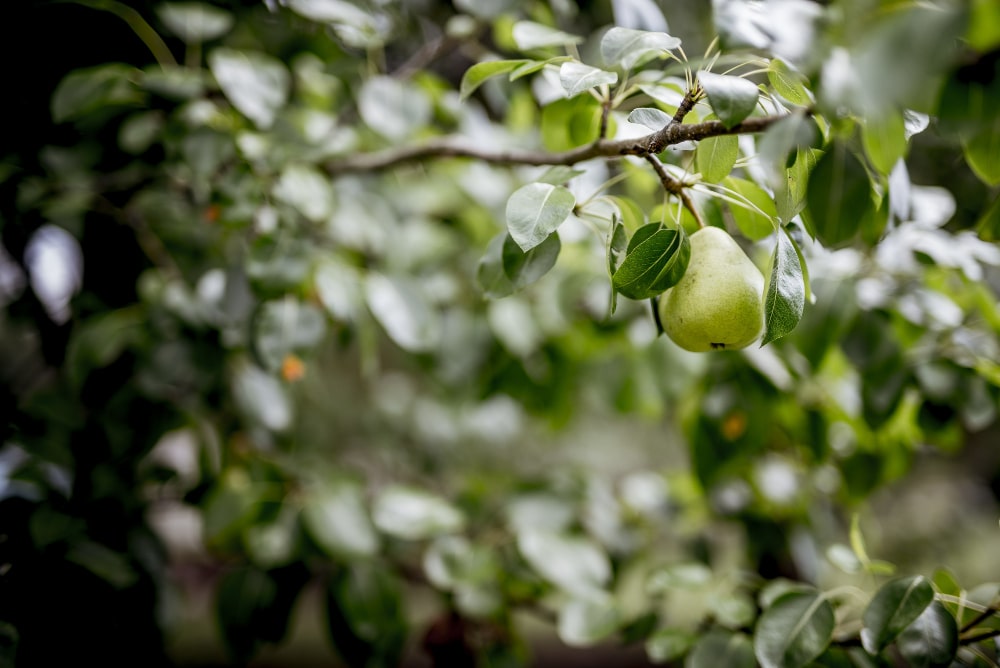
top-left (643, 154), bottom-right (705, 229)
top-left (325, 114), bottom-right (789, 174)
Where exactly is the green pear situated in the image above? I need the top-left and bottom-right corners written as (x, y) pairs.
top-left (659, 226), bottom-right (765, 352)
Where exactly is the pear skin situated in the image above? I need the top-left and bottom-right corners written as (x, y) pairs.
top-left (659, 226), bottom-right (765, 352)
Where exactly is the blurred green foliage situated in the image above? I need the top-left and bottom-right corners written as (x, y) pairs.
top-left (2, 0), bottom-right (1000, 666)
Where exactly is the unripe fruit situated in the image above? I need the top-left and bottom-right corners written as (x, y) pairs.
top-left (658, 226), bottom-right (765, 352)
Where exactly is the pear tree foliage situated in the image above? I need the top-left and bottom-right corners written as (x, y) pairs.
top-left (3, 0), bottom-right (1000, 667)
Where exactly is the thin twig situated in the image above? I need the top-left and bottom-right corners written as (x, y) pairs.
top-left (961, 603), bottom-right (1000, 633)
top-left (643, 154), bottom-right (705, 229)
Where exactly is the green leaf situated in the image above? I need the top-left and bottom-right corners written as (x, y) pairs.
top-left (646, 628), bottom-right (696, 663)
top-left (536, 165), bottom-right (585, 185)
top-left (517, 529), bottom-right (611, 597)
top-left (51, 64), bottom-right (144, 124)
top-left (217, 566), bottom-right (278, 663)
top-left (208, 48), bottom-right (290, 129)
top-left (157, 2), bottom-right (234, 42)
top-left (761, 228), bottom-right (805, 346)
top-left (977, 192), bottom-right (1000, 241)
top-left (757, 112), bottom-right (818, 187)
top-left (723, 177), bottom-right (777, 241)
top-left (365, 274), bottom-right (441, 352)
top-left (511, 20), bottom-right (583, 50)
top-left (775, 148), bottom-right (820, 224)
top-left (963, 118), bottom-right (1000, 185)
top-left (505, 182), bottom-right (576, 251)
top-left (371, 485), bottom-right (465, 540)
top-left (861, 575), bottom-right (935, 655)
top-left (612, 225), bottom-right (691, 300)
top-left (559, 61), bottom-right (617, 97)
top-left (895, 601), bottom-right (958, 668)
top-left (697, 71), bottom-right (759, 129)
top-left (696, 135), bottom-right (739, 183)
top-left (358, 75), bottom-right (432, 141)
top-left (754, 591), bottom-right (835, 668)
top-left (541, 95), bottom-right (605, 150)
top-left (862, 111), bottom-right (907, 175)
top-left (804, 142), bottom-right (875, 247)
top-left (477, 233), bottom-right (516, 299)
top-left (459, 59), bottom-right (530, 100)
top-left (646, 562), bottom-right (713, 594)
top-left (607, 195), bottom-right (647, 234)
top-left (601, 27), bottom-right (681, 70)
top-left (627, 107), bottom-right (673, 131)
top-left (607, 216), bottom-right (628, 277)
top-left (325, 563), bottom-right (407, 668)
top-left (767, 59), bottom-right (812, 106)
top-left (301, 482), bottom-right (379, 559)
top-left (557, 595), bottom-right (622, 647)
top-left (686, 631), bottom-right (756, 668)
top-left (502, 231), bottom-right (561, 289)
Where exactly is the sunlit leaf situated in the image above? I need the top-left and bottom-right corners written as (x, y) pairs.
top-left (767, 59), bottom-right (812, 106)
top-left (358, 75), bottom-right (432, 141)
top-left (157, 2), bottom-right (233, 42)
top-left (861, 575), bottom-right (935, 654)
top-left (535, 165), bottom-right (585, 185)
top-left (723, 176), bottom-right (777, 241)
top-left (761, 228), bottom-right (805, 346)
top-left (302, 482), bottom-right (379, 559)
top-left (627, 107), bottom-right (672, 131)
top-left (209, 48), bottom-right (289, 129)
top-left (698, 71), bottom-right (759, 129)
top-left (557, 595), bottom-right (622, 647)
top-left (559, 61), bottom-right (618, 97)
top-left (365, 274), bottom-right (441, 352)
top-left (601, 27), bottom-right (681, 70)
top-left (512, 21), bottom-right (583, 50)
top-left (696, 135), bottom-right (738, 183)
top-left (459, 59), bottom-right (530, 100)
top-left (517, 530), bottom-right (611, 597)
top-left (754, 591), bottom-right (834, 668)
top-left (505, 182), bottom-right (576, 251)
top-left (371, 486), bottom-right (464, 540)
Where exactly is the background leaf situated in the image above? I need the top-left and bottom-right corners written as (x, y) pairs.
top-left (601, 27), bottom-right (681, 70)
top-left (698, 71), bottom-right (759, 129)
top-left (687, 631), bottom-right (756, 668)
top-left (459, 59), bottom-right (530, 100)
top-left (762, 228), bottom-right (806, 346)
top-left (208, 48), bottom-right (289, 129)
top-left (559, 62), bottom-right (618, 97)
top-left (863, 111), bottom-right (908, 175)
top-left (804, 142), bottom-right (875, 247)
top-left (557, 595), bottom-right (622, 647)
top-left (512, 21), bottom-right (583, 50)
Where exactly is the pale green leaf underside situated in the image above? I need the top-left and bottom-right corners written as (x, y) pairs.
top-left (505, 183), bottom-right (576, 252)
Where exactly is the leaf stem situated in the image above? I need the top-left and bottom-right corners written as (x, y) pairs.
top-left (71, 0), bottom-right (177, 67)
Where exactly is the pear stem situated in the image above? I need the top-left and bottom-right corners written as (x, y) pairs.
top-left (643, 154), bottom-right (706, 229)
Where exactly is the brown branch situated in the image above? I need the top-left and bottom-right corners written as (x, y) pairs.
top-left (325, 114), bottom-right (790, 174)
top-left (670, 85), bottom-right (702, 126)
top-left (961, 603), bottom-right (1000, 633)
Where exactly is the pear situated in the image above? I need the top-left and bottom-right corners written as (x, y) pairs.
top-left (659, 226), bottom-right (765, 352)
